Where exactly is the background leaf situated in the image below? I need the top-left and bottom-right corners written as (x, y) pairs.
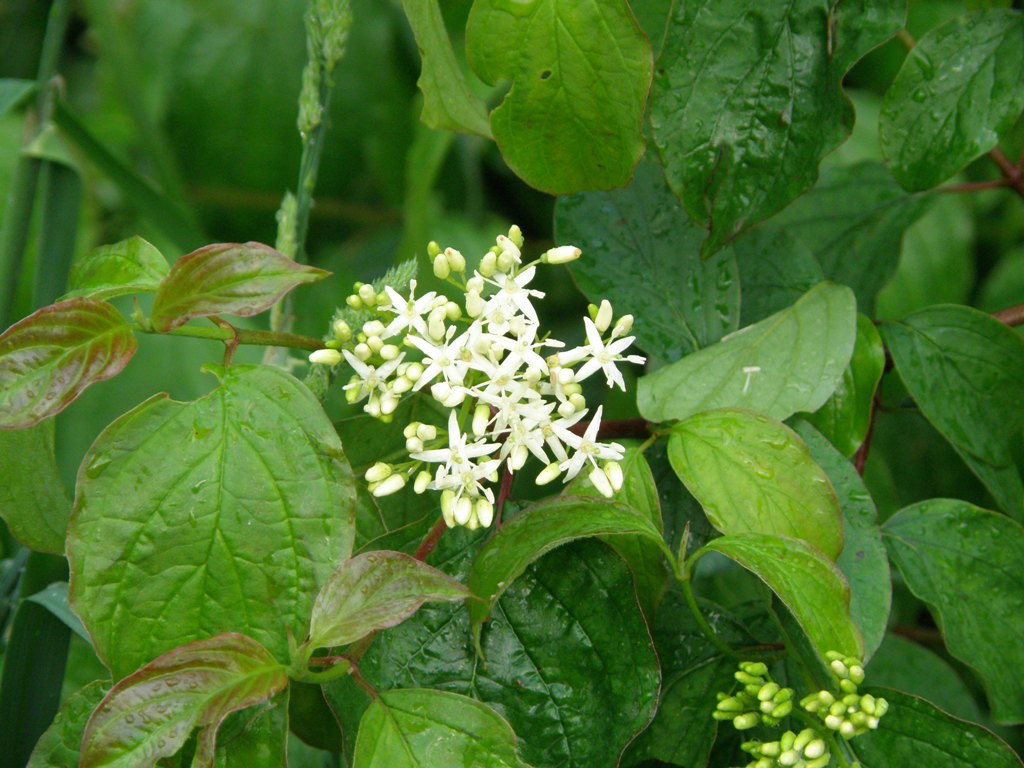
top-left (699, 533), bottom-right (863, 660)
top-left (732, 229), bottom-right (823, 327)
top-left (68, 365), bottom-right (356, 678)
top-left (81, 633), bottom-right (288, 768)
top-left (465, 0), bottom-right (651, 193)
top-left (880, 9), bottom-right (1024, 190)
top-left (650, 0), bottom-right (903, 254)
top-left (150, 242), bottom-right (329, 332)
top-left (884, 499), bottom-right (1024, 722)
top-left (555, 158), bottom-right (739, 362)
top-left (26, 681), bottom-right (109, 768)
top-left (64, 236), bottom-right (170, 301)
top-left (353, 689), bottom-right (529, 768)
top-left (669, 408), bottom-right (844, 559)
top-left (0, 419), bottom-right (71, 553)
top-left (0, 298), bottom-right (137, 428)
top-left (638, 282), bottom-right (856, 423)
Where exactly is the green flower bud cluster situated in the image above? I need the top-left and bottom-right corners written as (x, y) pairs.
top-left (713, 662), bottom-right (794, 729)
top-left (740, 728), bottom-right (830, 768)
top-left (800, 652), bottom-right (888, 739)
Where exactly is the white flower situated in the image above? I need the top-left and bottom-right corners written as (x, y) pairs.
top-left (381, 280), bottom-right (437, 337)
top-left (411, 411), bottom-right (500, 480)
top-left (341, 349), bottom-right (405, 403)
top-left (554, 406), bottom-right (625, 481)
top-left (406, 326), bottom-right (471, 389)
top-left (570, 317), bottom-right (646, 391)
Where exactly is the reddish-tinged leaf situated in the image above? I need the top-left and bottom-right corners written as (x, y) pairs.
top-left (81, 633), bottom-right (288, 768)
top-left (150, 242), bottom-right (329, 332)
top-left (0, 299), bottom-right (137, 428)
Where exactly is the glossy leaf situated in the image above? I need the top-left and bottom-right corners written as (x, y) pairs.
top-left (880, 305), bottom-right (1024, 518)
top-left (353, 689), bottom-right (529, 768)
top-left (68, 365), bottom-right (356, 678)
top-left (81, 633), bottom-right (288, 768)
top-left (307, 550), bottom-right (470, 650)
top-left (0, 419), bottom-right (70, 553)
top-left (793, 421), bottom-right (890, 660)
top-left (26, 681), bottom-right (109, 768)
top-left (698, 533), bottom-right (863, 660)
top-left (64, 236), bottom-right (170, 301)
top-left (466, 496), bottom-right (672, 637)
top-left (650, 0), bottom-right (903, 255)
top-left (334, 540), bottom-right (660, 768)
top-left (0, 298), bottom-right (138, 428)
top-left (884, 499), bottom-right (1024, 722)
top-left (638, 282), bottom-right (856, 424)
top-left (767, 161), bottom-right (935, 311)
top-left (465, 0), bottom-right (651, 193)
top-left (733, 228), bottom-right (823, 327)
top-left (803, 314), bottom-right (886, 458)
top-left (399, 0), bottom-right (491, 137)
top-left (150, 242), bottom-right (329, 332)
top-left (880, 10), bottom-right (1024, 190)
top-left (669, 408), bottom-right (844, 560)
top-left (555, 158), bottom-right (739, 361)
top-left (852, 689), bottom-right (1023, 767)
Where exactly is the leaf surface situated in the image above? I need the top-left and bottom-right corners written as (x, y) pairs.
top-left (64, 236), bottom-right (170, 301)
top-left (0, 419), bottom-right (70, 553)
top-left (27, 681), bottom-right (109, 768)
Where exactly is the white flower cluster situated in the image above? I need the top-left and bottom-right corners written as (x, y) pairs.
top-left (309, 227), bottom-right (645, 529)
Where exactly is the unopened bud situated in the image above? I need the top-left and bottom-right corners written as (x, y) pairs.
top-left (332, 319), bottom-right (352, 341)
top-left (444, 247), bottom-right (466, 273)
top-left (542, 245), bottom-right (581, 264)
top-left (371, 473), bottom-right (406, 497)
top-left (478, 251), bottom-right (497, 278)
top-left (476, 498), bottom-right (494, 528)
top-left (454, 496), bottom-right (473, 526)
top-left (433, 252), bottom-right (451, 280)
top-left (589, 466), bottom-right (614, 498)
top-left (604, 461), bottom-right (623, 492)
top-left (309, 348), bottom-right (342, 366)
top-left (733, 712), bottom-right (760, 730)
top-left (594, 299), bottom-right (613, 333)
top-left (508, 224), bottom-right (524, 248)
top-left (536, 462), bottom-right (562, 485)
top-left (358, 283), bottom-right (377, 306)
top-left (413, 471), bottom-right (431, 494)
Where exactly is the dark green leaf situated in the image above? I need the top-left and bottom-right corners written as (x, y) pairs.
top-left (33, 160), bottom-right (83, 308)
top-left (884, 499), bottom-right (1024, 722)
top-left (466, 0), bottom-right (652, 193)
top-left (465, 496), bottom-right (672, 638)
top-left (68, 365), bottom-right (356, 678)
top-left (880, 305), bottom-right (1024, 517)
top-left (307, 550), bottom-right (470, 650)
top-left (26, 681), bottom-right (109, 768)
top-left (650, 1), bottom-right (903, 254)
top-left (0, 298), bottom-right (138, 428)
top-left (556, 158), bottom-right (739, 361)
top-left (767, 161), bottom-right (935, 312)
top-left (353, 689), bottom-right (529, 768)
top-left (793, 421), bottom-right (891, 660)
top-left (803, 314), bottom-right (886, 458)
top-left (638, 282), bottom-right (856, 423)
top-left (733, 228), bottom-right (823, 327)
top-left (288, 682), bottom-right (342, 752)
top-left (81, 633), bottom-right (289, 768)
top-left (150, 242), bottom-right (329, 332)
top-left (64, 236), bottom-right (170, 301)
top-left (669, 409), bottom-right (844, 559)
top-left (398, 0), bottom-right (491, 137)
top-left (852, 688), bottom-right (1023, 767)
top-left (0, 418), bottom-right (70, 553)
top-left (698, 533), bottom-right (862, 660)
top-left (880, 9), bottom-right (1024, 190)
top-left (214, 691), bottom-right (289, 768)
top-left (0, 78), bottom-right (34, 115)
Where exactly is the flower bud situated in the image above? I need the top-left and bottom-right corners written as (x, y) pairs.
top-left (454, 496), bottom-right (473, 526)
top-left (371, 473), bottom-right (406, 497)
top-left (542, 245), bottom-right (581, 264)
top-left (354, 343), bottom-right (372, 361)
top-left (466, 290), bottom-right (485, 317)
top-left (427, 241), bottom-right (442, 258)
top-left (433, 252), bottom-right (451, 280)
top-left (558, 400), bottom-right (577, 418)
top-left (332, 319), bottom-right (352, 341)
top-left (496, 250), bottom-right (516, 273)
top-left (406, 436), bottom-right (424, 453)
top-left (604, 461), bottom-right (623, 492)
top-left (476, 498), bottom-right (494, 528)
top-left (365, 462), bottom-right (392, 483)
top-left (595, 299), bottom-right (613, 333)
top-left (346, 294), bottom-right (363, 309)
top-left (414, 471), bottom-right (431, 494)
top-left (309, 348), bottom-right (342, 366)
top-left (733, 712), bottom-right (760, 730)
top-left (358, 283), bottom-right (377, 306)
top-left (612, 314), bottom-right (634, 337)
top-left (441, 490), bottom-right (457, 527)
top-left (536, 462), bottom-right (562, 485)
top-left (473, 403), bottom-right (491, 436)
top-left (478, 251), bottom-right (497, 278)
top-left (416, 423), bottom-right (437, 441)
top-left (589, 466), bottom-right (614, 498)
top-left (508, 224), bottom-right (524, 248)
top-left (444, 247), bottom-right (466, 273)
top-left (445, 301), bottom-right (461, 321)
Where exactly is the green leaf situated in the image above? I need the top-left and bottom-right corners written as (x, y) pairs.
top-left (150, 242), bottom-right (329, 332)
top-left (306, 550), bottom-right (470, 650)
top-left (879, 305), bottom-right (1024, 517)
top-left (669, 408), bottom-right (844, 560)
top-left (465, 496), bottom-right (672, 638)
top-left (398, 0), bottom-right (491, 138)
top-left (353, 689), bottom-right (529, 768)
top-left (214, 692), bottom-right (289, 768)
top-left (27, 681), bottom-right (110, 768)
top-left (880, 9), bottom-right (1024, 190)
top-left (333, 540), bottom-right (660, 768)
top-left (81, 633), bottom-right (289, 768)
top-left (793, 421), bottom-right (891, 660)
top-left (803, 314), bottom-right (886, 458)
top-left (0, 78), bottom-right (34, 116)
top-left (555, 158), bottom-right (739, 362)
top-left (698, 533), bottom-right (863, 660)
top-left (884, 499), bottom-right (1024, 722)
top-left (26, 582), bottom-right (89, 642)
top-left (68, 365), bottom-right (356, 678)
top-left (64, 236), bottom-right (170, 301)
top-left (465, 0), bottom-right (652, 193)
top-left (650, 1), bottom-right (903, 255)
top-left (767, 161), bottom-right (935, 312)
top-left (0, 298), bottom-right (138, 428)
top-left (638, 282), bottom-right (857, 424)
top-left (733, 228), bottom-right (824, 327)
top-left (0, 419), bottom-right (70, 553)
top-left (852, 689), bottom-right (1023, 767)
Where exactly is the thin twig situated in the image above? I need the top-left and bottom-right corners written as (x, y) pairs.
top-left (412, 517), bottom-right (448, 562)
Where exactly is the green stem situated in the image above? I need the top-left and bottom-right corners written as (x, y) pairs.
top-left (679, 562), bottom-right (738, 659)
top-left (133, 321), bottom-right (323, 351)
top-left (293, 76), bottom-right (335, 263)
